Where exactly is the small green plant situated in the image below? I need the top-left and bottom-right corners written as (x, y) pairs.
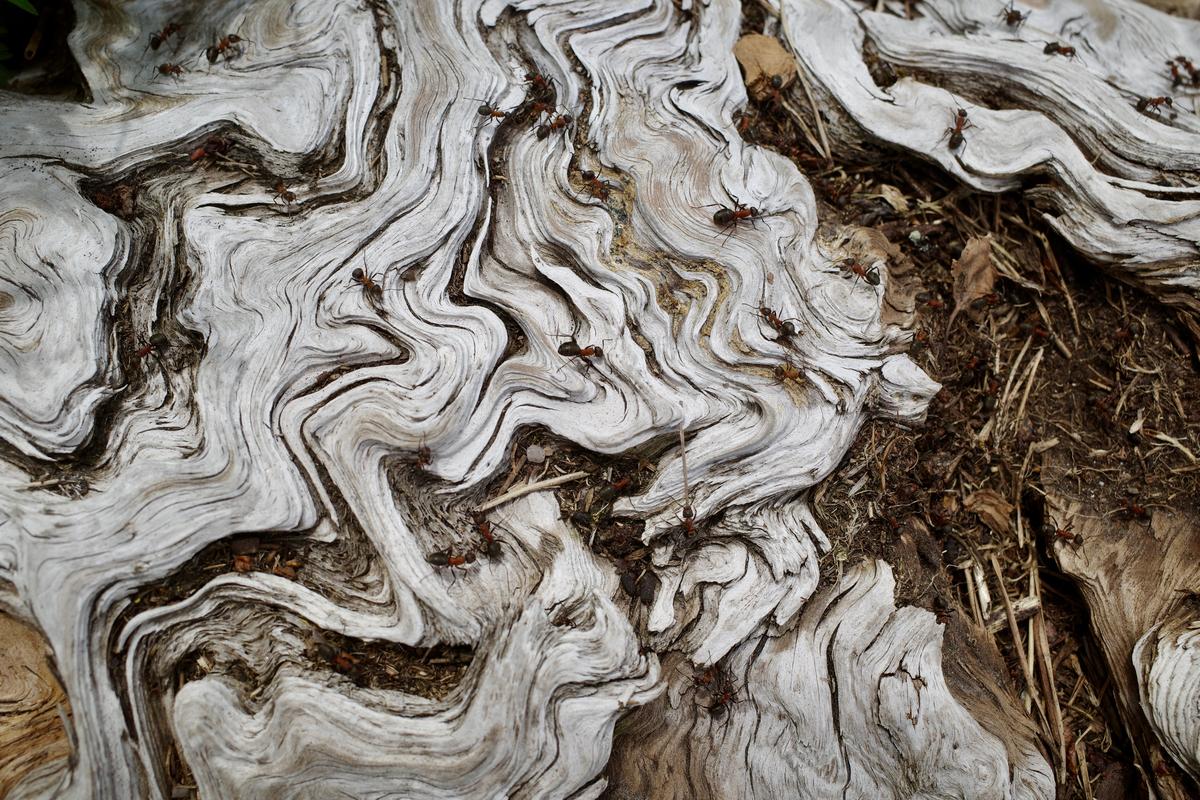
top-left (7, 0), bottom-right (37, 14)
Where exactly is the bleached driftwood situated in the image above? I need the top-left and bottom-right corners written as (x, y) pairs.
top-left (4, 0), bottom-right (1198, 796)
top-left (774, 0), bottom-right (1200, 316)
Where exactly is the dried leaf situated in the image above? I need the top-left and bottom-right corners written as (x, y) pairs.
top-left (965, 489), bottom-right (1013, 536)
top-left (877, 184), bottom-right (910, 214)
top-left (948, 236), bottom-right (996, 328)
top-left (733, 34), bottom-right (796, 100)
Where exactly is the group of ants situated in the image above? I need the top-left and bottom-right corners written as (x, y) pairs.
top-left (940, 4), bottom-right (1196, 153)
top-left (134, 6), bottom-right (1189, 718)
top-left (993, 2), bottom-right (1196, 118)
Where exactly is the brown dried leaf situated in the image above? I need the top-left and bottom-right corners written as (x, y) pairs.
top-left (877, 184), bottom-right (910, 214)
top-left (948, 236), bottom-right (996, 327)
top-left (964, 489), bottom-right (1013, 536)
top-left (733, 34), bottom-right (796, 100)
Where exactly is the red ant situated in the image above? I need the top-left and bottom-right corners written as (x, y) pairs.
top-left (1179, 56), bottom-right (1200, 86)
top-left (1119, 497), bottom-right (1149, 520)
top-left (415, 444), bottom-right (432, 468)
top-left (528, 100), bottom-right (553, 121)
top-left (153, 62), bottom-right (185, 81)
top-left (134, 333), bottom-right (169, 359)
top-left (471, 512), bottom-right (504, 559)
top-left (189, 135), bottom-right (231, 162)
top-left (1051, 526), bottom-right (1078, 544)
top-left (745, 303), bottom-right (801, 342)
top-left (998, 1), bottom-right (1029, 28)
top-left (148, 22), bottom-right (182, 51)
top-left (1168, 60), bottom-right (1188, 87)
top-left (700, 193), bottom-right (763, 243)
top-left (942, 107), bottom-right (974, 150)
top-left (839, 259), bottom-right (881, 285)
top-left (536, 112), bottom-right (572, 140)
top-left (579, 170), bottom-right (614, 201)
top-left (271, 180), bottom-right (296, 207)
top-left (475, 101), bottom-right (506, 123)
top-left (425, 548), bottom-right (476, 585)
top-left (556, 336), bottom-right (604, 371)
top-left (351, 267), bottom-right (384, 302)
top-left (524, 70), bottom-right (555, 96)
top-left (1136, 96), bottom-right (1173, 115)
top-left (773, 361), bottom-right (803, 383)
top-left (1043, 42), bottom-right (1076, 58)
top-left (205, 33), bottom-right (248, 65)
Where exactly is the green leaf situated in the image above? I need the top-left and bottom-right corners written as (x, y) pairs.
top-left (7, 0), bottom-right (38, 15)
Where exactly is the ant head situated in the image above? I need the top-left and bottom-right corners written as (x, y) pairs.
top-left (588, 345), bottom-right (604, 358)
top-left (682, 505), bottom-right (695, 520)
top-left (581, 169), bottom-right (595, 181)
top-left (748, 206), bottom-right (761, 216)
top-left (536, 125), bottom-right (550, 140)
top-left (464, 551), bottom-right (477, 565)
top-left (228, 34), bottom-right (242, 44)
top-left (559, 114), bottom-right (573, 124)
top-left (1166, 97), bottom-right (1175, 106)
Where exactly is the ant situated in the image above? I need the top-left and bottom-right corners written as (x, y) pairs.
top-left (773, 361), bottom-right (803, 383)
top-left (1119, 497), bottom-right (1149, 520)
top-left (536, 112), bottom-right (572, 140)
top-left (415, 443), bottom-right (432, 468)
top-left (204, 33), bottom-right (248, 65)
top-left (619, 566), bottom-right (657, 606)
top-left (271, 180), bottom-right (296, 207)
top-left (148, 22), bottom-right (182, 51)
top-left (471, 511), bottom-right (504, 559)
top-left (701, 193), bottom-right (763, 242)
top-left (839, 258), bottom-right (881, 285)
top-left (998, 1), bottom-right (1029, 28)
top-left (1048, 524), bottom-right (1078, 544)
top-left (189, 134), bottom-right (231, 162)
top-left (134, 333), bottom-right (169, 359)
top-left (745, 303), bottom-right (802, 343)
top-left (1043, 42), bottom-right (1076, 58)
top-left (1168, 60), bottom-right (1188, 87)
top-left (524, 70), bottom-right (555, 96)
top-left (942, 107), bottom-right (974, 150)
top-left (556, 336), bottom-right (604, 371)
top-left (1172, 55), bottom-right (1200, 86)
top-left (675, 426), bottom-right (697, 537)
top-left (425, 548), bottom-right (476, 585)
top-left (579, 169), bottom-right (615, 201)
top-left (475, 101), bottom-right (506, 123)
top-left (1136, 96), bottom-right (1173, 115)
top-left (351, 267), bottom-right (384, 301)
top-left (528, 100), bottom-right (553, 121)
top-left (152, 62), bottom-right (185, 82)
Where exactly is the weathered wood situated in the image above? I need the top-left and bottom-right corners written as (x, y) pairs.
top-left (1048, 491), bottom-right (1200, 798)
top-left (3, 0), bottom-right (1198, 796)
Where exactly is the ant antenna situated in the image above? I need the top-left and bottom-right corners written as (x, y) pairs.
top-left (679, 425), bottom-right (690, 507)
